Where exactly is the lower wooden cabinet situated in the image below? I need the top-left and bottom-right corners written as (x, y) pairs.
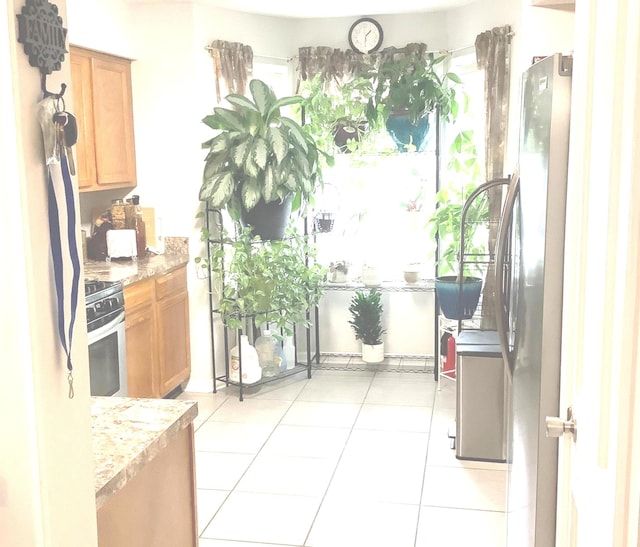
top-left (124, 265), bottom-right (191, 397)
top-left (97, 424), bottom-right (197, 547)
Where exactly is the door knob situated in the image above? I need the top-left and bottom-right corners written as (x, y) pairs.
top-left (545, 406), bottom-right (577, 441)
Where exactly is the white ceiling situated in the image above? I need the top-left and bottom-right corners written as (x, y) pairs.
top-left (127, 0), bottom-right (476, 18)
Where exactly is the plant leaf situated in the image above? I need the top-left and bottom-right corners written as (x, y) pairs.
top-left (280, 118), bottom-right (308, 153)
top-left (204, 132), bottom-right (229, 153)
top-left (267, 125), bottom-right (288, 163)
top-left (242, 180), bottom-right (261, 210)
top-left (225, 93), bottom-right (260, 112)
top-left (210, 107), bottom-right (245, 131)
top-left (232, 136), bottom-right (252, 167)
top-left (250, 79), bottom-right (275, 116)
top-left (263, 165), bottom-right (276, 202)
top-left (252, 137), bottom-right (268, 170)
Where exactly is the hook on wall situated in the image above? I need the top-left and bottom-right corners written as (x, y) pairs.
top-left (41, 73), bottom-right (67, 99)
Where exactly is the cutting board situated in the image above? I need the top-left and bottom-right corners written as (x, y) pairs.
top-left (141, 207), bottom-right (157, 248)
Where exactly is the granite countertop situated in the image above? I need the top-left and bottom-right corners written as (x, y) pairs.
top-left (84, 252), bottom-right (190, 286)
top-left (83, 235), bottom-right (190, 286)
top-left (92, 397), bottom-right (198, 510)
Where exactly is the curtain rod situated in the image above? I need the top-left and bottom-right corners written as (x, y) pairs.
top-left (203, 45), bottom-right (293, 62)
top-left (204, 36), bottom-right (512, 61)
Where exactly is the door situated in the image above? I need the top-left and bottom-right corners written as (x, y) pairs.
top-left (554, 0), bottom-right (640, 544)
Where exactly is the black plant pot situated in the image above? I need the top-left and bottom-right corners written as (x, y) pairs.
top-left (240, 194), bottom-right (293, 241)
top-left (313, 211), bottom-right (335, 233)
top-left (434, 275), bottom-right (483, 320)
top-left (333, 121), bottom-right (368, 153)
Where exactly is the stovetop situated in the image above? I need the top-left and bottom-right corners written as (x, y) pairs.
top-left (85, 279), bottom-right (125, 332)
top-left (85, 279), bottom-right (121, 304)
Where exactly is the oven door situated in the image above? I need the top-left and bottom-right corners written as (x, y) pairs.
top-left (87, 311), bottom-right (127, 397)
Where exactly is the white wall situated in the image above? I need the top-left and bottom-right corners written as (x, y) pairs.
top-left (65, 0), bottom-right (575, 390)
top-left (1, 1), bottom-right (98, 545)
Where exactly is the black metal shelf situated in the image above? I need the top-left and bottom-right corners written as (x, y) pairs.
top-left (204, 205), bottom-right (316, 401)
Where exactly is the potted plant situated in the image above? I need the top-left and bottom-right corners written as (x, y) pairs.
top-left (369, 51), bottom-right (462, 152)
top-left (328, 260), bottom-right (350, 283)
top-left (199, 224), bottom-right (327, 334)
top-left (199, 79), bottom-right (333, 240)
top-left (429, 130), bottom-right (490, 319)
top-left (300, 74), bottom-right (378, 154)
top-left (348, 288), bottom-right (386, 363)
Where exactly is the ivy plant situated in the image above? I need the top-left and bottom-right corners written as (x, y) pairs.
top-left (197, 224), bottom-right (326, 334)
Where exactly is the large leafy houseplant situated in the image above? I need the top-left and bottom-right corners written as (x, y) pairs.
top-left (429, 129), bottom-right (492, 320)
top-left (300, 74), bottom-right (378, 154)
top-left (366, 52), bottom-right (462, 152)
top-left (198, 224), bottom-right (326, 334)
top-left (372, 53), bottom-right (462, 125)
top-left (199, 79), bottom-right (332, 222)
top-left (428, 129), bottom-right (486, 278)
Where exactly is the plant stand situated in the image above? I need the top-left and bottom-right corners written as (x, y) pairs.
top-left (434, 178), bottom-right (510, 382)
top-left (204, 206), bottom-right (318, 401)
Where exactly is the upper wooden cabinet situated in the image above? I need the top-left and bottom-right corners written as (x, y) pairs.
top-left (70, 46), bottom-right (137, 192)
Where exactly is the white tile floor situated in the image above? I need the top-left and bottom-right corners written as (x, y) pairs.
top-left (179, 366), bottom-right (507, 547)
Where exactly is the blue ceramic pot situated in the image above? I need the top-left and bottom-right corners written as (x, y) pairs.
top-left (435, 276), bottom-right (483, 320)
top-left (385, 112), bottom-right (432, 152)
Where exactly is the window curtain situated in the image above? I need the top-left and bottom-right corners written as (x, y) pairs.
top-left (208, 40), bottom-right (254, 103)
top-left (296, 43), bottom-right (429, 90)
top-left (474, 25), bottom-right (512, 329)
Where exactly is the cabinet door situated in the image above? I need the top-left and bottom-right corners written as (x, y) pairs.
top-left (156, 290), bottom-right (191, 397)
top-left (91, 54), bottom-right (137, 188)
top-left (69, 49), bottom-right (97, 189)
top-left (124, 280), bottom-right (158, 398)
top-left (125, 305), bottom-right (158, 398)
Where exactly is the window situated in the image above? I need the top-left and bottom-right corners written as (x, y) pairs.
top-left (313, 50), bottom-right (486, 283)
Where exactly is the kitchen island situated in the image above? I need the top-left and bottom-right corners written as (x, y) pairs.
top-left (92, 396), bottom-right (198, 547)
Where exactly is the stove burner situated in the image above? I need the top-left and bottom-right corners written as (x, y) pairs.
top-left (85, 279), bottom-right (118, 294)
top-left (84, 279), bottom-right (124, 331)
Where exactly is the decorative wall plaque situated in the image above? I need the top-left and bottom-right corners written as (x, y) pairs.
top-left (17, 0), bottom-right (67, 75)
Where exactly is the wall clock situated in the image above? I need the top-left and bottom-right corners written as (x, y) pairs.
top-left (348, 17), bottom-right (383, 54)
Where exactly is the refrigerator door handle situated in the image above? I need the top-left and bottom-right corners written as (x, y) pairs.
top-left (495, 167), bottom-right (520, 376)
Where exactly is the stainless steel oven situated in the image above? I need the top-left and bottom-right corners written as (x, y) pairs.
top-left (85, 280), bottom-right (127, 397)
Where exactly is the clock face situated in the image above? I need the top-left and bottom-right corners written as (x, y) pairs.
top-left (348, 18), bottom-right (383, 54)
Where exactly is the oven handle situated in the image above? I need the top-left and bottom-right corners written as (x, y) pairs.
top-left (87, 311), bottom-right (125, 344)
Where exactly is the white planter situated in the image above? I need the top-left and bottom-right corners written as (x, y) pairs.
top-left (362, 342), bottom-right (384, 363)
top-left (362, 264), bottom-right (381, 286)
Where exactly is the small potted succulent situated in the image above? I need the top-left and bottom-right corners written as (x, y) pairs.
top-left (328, 260), bottom-right (350, 283)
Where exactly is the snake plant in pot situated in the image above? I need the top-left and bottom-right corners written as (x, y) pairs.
top-left (199, 79), bottom-right (333, 240)
top-left (348, 289), bottom-right (386, 363)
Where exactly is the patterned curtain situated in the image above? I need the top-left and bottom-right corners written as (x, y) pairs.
top-left (208, 40), bottom-right (254, 102)
top-left (296, 43), bottom-right (429, 90)
top-left (475, 25), bottom-right (512, 329)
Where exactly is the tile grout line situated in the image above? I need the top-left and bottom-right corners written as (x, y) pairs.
top-left (300, 369), bottom-right (377, 547)
top-left (197, 394), bottom-right (299, 541)
top-left (413, 379), bottom-right (440, 547)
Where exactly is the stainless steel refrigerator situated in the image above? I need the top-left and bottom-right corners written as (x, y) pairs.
top-left (495, 53), bottom-right (573, 547)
